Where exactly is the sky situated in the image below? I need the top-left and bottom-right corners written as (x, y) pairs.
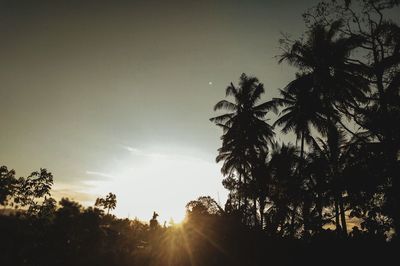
top-left (0, 0), bottom-right (322, 223)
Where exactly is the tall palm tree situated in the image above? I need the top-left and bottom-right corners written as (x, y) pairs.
top-left (277, 20), bottom-right (369, 235)
top-left (210, 73), bottom-right (275, 225)
top-left (273, 77), bottom-right (326, 237)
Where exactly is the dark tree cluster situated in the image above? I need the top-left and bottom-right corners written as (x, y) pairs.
top-left (211, 0), bottom-right (400, 242)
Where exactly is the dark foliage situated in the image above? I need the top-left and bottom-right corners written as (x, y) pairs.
top-left (1, 0), bottom-right (399, 265)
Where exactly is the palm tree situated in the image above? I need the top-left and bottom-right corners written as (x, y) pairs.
top-left (210, 73), bottom-right (275, 225)
top-left (279, 21), bottom-right (368, 113)
top-left (303, 151), bottom-right (329, 235)
top-left (105, 192), bottom-right (117, 214)
top-left (266, 143), bottom-right (300, 237)
top-left (95, 192), bottom-right (117, 215)
top-left (273, 77), bottom-right (326, 237)
top-left (277, 20), bottom-right (369, 142)
top-left (277, 20), bottom-right (369, 235)
top-left (308, 126), bottom-right (363, 236)
top-left (273, 75), bottom-right (327, 166)
top-left (273, 79), bottom-right (326, 237)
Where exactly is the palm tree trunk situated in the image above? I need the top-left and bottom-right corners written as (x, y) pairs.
top-left (334, 194), bottom-right (341, 235)
top-left (327, 116), bottom-right (344, 236)
top-left (243, 173), bottom-right (249, 224)
top-left (259, 199), bottom-right (265, 230)
top-left (242, 175), bottom-right (246, 209)
top-left (253, 197), bottom-right (258, 227)
top-left (393, 177), bottom-right (400, 237)
top-left (391, 154), bottom-right (400, 237)
top-left (299, 132), bottom-right (310, 238)
top-left (238, 172), bottom-right (242, 211)
top-left (316, 192), bottom-right (323, 233)
top-left (290, 203), bottom-right (297, 237)
top-left (303, 197), bottom-right (310, 238)
top-left (300, 132), bottom-right (305, 164)
top-left (385, 142), bottom-right (399, 236)
top-left (339, 193), bottom-right (347, 236)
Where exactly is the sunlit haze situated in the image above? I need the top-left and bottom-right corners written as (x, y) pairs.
top-left (79, 144), bottom-right (224, 223)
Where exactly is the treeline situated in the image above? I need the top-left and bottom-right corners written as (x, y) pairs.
top-left (0, 166), bottom-right (235, 265)
top-left (210, 0), bottom-right (400, 240)
top-left (0, 181), bottom-right (397, 266)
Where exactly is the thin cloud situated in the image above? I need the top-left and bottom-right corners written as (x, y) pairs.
top-left (86, 170), bottom-right (115, 179)
top-left (121, 145), bottom-right (144, 155)
top-left (120, 144), bottom-right (210, 163)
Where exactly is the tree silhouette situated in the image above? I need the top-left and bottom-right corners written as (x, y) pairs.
top-left (280, 20), bottom-right (368, 113)
top-left (304, 0), bottom-right (400, 236)
top-left (14, 168), bottom-right (54, 216)
top-left (186, 196), bottom-right (225, 220)
top-left (273, 78), bottom-right (326, 158)
top-left (0, 166), bottom-right (16, 207)
top-left (273, 81), bottom-right (326, 236)
top-left (211, 73), bottom-right (276, 225)
top-left (278, 19), bottom-right (370, 235)
top-left (95, 192), bottom-right (117, 215)
top-left (266, 143), bottom-right (300, 237)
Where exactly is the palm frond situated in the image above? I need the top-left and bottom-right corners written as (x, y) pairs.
top-left (254, 100), bottom-right (278, 113)
top-left (210, 113), bottom-right (234, 123)
top-left (225, 83), bottom-right (238, 97)
top-left (213, 100), bottom-right (237, 111)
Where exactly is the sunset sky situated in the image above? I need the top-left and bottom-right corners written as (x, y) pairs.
top-left (0, 0), bottom-right (330, 223)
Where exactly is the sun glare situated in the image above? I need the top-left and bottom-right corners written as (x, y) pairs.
top-left (82, 145), bottom-right (225, 224)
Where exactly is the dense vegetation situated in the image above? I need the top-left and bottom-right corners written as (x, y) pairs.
top-left (1, 0), bottom-right (399, 265)
top-left (210, 0), bottom-right (400, 240)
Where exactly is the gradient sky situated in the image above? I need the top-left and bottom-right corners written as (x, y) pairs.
top-left (0, 0), bottom-right (325, 223)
